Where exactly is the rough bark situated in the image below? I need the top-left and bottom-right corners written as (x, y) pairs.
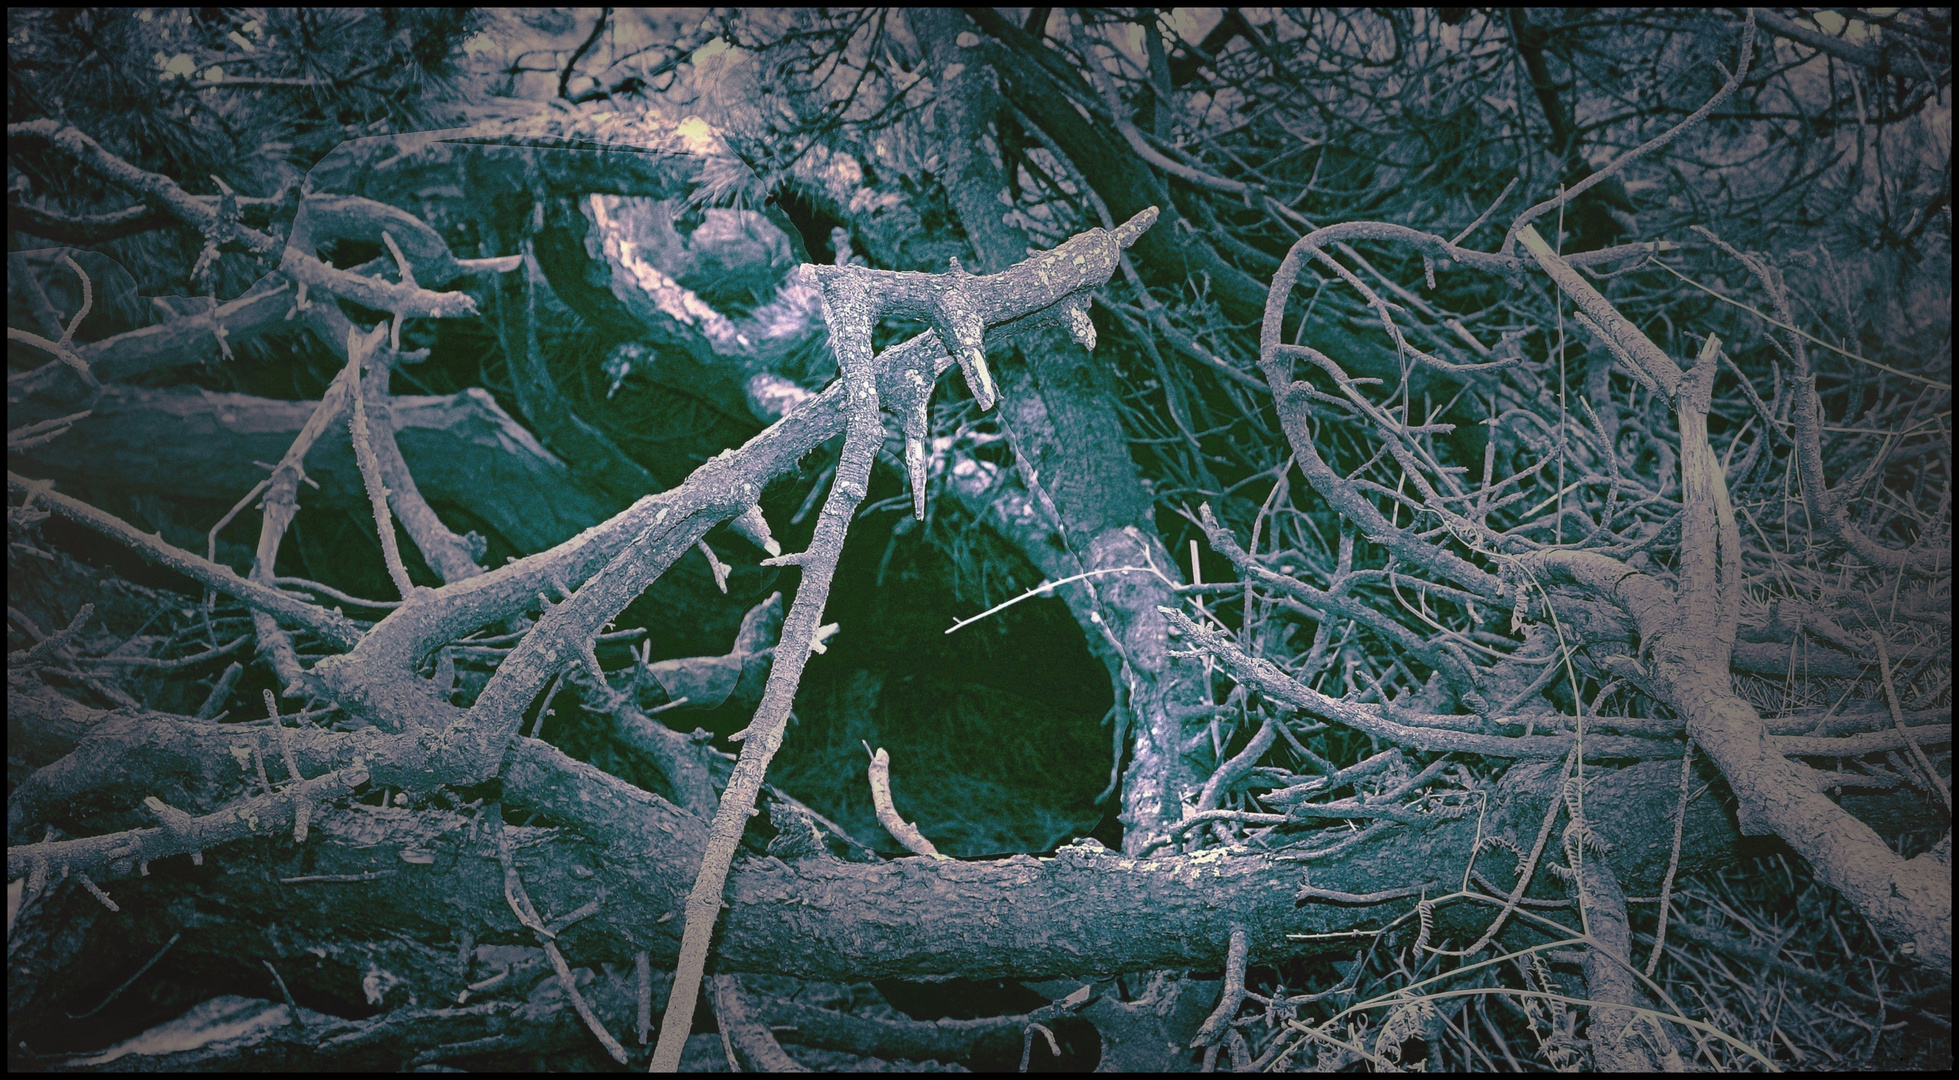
top-left (10, 675), bottom-right (1938, 998)
top-left (915, 8), bottom-right (1212, 852)
top-left (17, 384), bottom-right (622, 557)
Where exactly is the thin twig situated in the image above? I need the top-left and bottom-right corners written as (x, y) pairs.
top-left (7, 472), bottom-right (361, 648)
top-left (65, 933), bottom-right (181, 1019)
top-left (1872, 622), bottom-right (1952, 812)
top-left (492, 807), bottom-right (628, 1065)
top-left (1644, 744), bottom-right (1693, 977)
top-left (1502, 11), bottom-right (1756, 253)
top-left (345, 323), bottom-right (418, 600)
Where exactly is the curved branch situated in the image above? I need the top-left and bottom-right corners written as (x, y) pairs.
top-left (557, 7), bottom-right (613, 102)
top-left (1501, 12), bottom-right (1755, 254)
top-left (1163, 608), bottom-right (1676, 761)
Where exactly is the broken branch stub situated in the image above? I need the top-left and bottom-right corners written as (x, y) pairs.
top-left (866, 746), bottom-right (947, 860)
top-left (806, 205), bottom-right (1157, 414)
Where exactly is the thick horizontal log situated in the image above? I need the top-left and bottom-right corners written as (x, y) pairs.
top-left (24, 716), bottom-right (1930, 986)
top-left (16, 383), bottom-right (621, 556)
top-left (7, 279), bottom-right (296, 406)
